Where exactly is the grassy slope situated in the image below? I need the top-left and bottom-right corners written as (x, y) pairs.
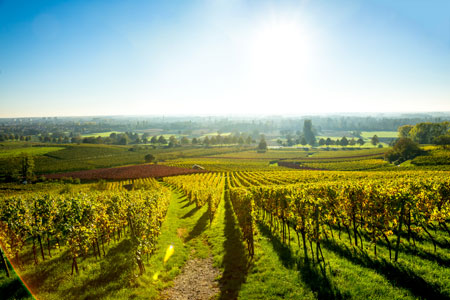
top-left (239, 215), bottom-right (450, 300)
top-left (0, 143), bottom-right (250, 175)
top-left (1, 186), bottom-right (226, 300)
top-left (0, 147), bottom-right (65, 158)
top-left (361, 131), bottom-right (398, 139)
top-left (3, 181), bottom-right (450, 299)
top-left (0, 260), bottom-right (34, 300)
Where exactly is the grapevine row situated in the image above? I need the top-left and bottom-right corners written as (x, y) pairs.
top-left (0, 183), bottom-right (170, 276)
top-left (164, 173), bottom-right (225, 224)
top-left (229, 174), bottom-right (450, 263)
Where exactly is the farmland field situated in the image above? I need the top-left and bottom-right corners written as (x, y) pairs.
top-left (2, 143), bottom-right (450, 300)
top-left (43, 164), bottom-right (207, 180)
top-left (360, 131), bottom-right (399, 138)
top-left (0, 146), bottom-right (65, 158)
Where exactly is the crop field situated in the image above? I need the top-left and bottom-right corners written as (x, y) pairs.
top-left (0, 146), bottom-right (65, 158)
top-left (2, 144), bottom-right (450, 300)
top-left (2, 167), bottom-right (450, 300)
top-left (43, 164), bottom-right (206, 180)
top-left (162, 158), bottom-right (284, 171)
top-left (81, 131), bottom-right (123, 137)
top-left (360, 131), bottom-right (399, 138)
top-left (207, 149), bottom-right (310, 159)
top-left (0, 143), bottom-right (249, 175)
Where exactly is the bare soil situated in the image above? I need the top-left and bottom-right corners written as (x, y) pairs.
top-left (162, 256), bottom-right (220, 300)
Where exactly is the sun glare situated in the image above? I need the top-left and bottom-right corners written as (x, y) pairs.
top-left (244, 17), bottom-right (315, 108)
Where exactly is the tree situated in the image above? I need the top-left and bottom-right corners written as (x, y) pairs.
top-left (303, 120), bottom-right (316, 146)
top-left (180, 136), bottom-right (189, 145)
top-left (434, 135), bottom-right (450, 149)
top-left (151, 136), bottom-right (158, 144)
top-left (357, 137), bottom-right (365, 146)
top-left (325, 138), bottom-right (332, 146)
top-left (318, 138), bottom-right (325, 146)
top-left (192, 137), bottom-right (199, 145)
top-left (144, 154), bottom-right (155, 163)
top-left (258, 137), bottom-right (267, 152)
top-left (398, 125), bottom-right (413, 138)
top-left (349, 138), bottom-right (356, 146)
top-left (409, 122), bottom-right (449, 144)
top-left (385, 138), bottom-right (423, 164)
top-left (300, 137), bottom-right (307, 146)
top-left (21, 154), bottom-right (34, 181)
top-left (157, 136), bottom-right (167, 144)
top-left (371, 135), bottom-right (379, 146)
top-left (168, 136), bottom-right (177, 147)
top-left (203, 136), bottom-right (210, 146)
top-left (340, 136), bottom-right (349, 147)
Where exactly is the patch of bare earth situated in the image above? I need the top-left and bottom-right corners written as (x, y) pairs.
top-left (162, 256), bottom-right (220, 300)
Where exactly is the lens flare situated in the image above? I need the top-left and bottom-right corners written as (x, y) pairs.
top-left (163, 244), bottom-right (174, 264)
top-left (1, 249), bottom-right (36, 299)
top-left (152, 271), bottom-right (160, 281)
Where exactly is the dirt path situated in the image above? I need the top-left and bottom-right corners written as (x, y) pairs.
top-left (162, 256), bottom-right (220, 300)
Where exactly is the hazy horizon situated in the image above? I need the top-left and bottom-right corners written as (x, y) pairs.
top-left (1, 0), bottom-right (449, 117)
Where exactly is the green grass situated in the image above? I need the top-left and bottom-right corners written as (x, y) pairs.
top-left (0, 260), bottom-right (34, 300)
top-left (206, 188), bottom-right (250, 299)
top-left (2, 187), bottom-right (218, 300)
top-left (81, 131), bottom-right (123, 138)
top-left (0, 144), bottom-right (250, 175)
top-left (360, 131), bottom-right (398, 139)
top-left (242, 214), bottom-right (450, 299)
top-left (3, 167), bottom-right (450, 299)
top-left (0, 145), bottom-right (65, 158)
top-left (308, 147), bottom-right (387, 158)
top-left (207, 149), bottom-right (310, 159)
top-left (199, 132), bottom-right (232, 138)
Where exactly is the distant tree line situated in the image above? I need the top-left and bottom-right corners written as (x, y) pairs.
top-left (2, 114), bottom-right (449, 143)
top-left (398, 122), bottom-right (450, 144)
top-left (6, 131), bottom-right (257, 148)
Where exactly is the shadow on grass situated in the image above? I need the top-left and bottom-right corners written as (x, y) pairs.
top-left (0, 268), bottom-right (33, 300)
top-left (21, 248), bottom-right (73, 294)
top-left (322, 239), bottom-right (449, 300)
top-left (181, 206), bottom-right (199, 219)
top-left (218, 196), bottom-right (249, 300)
top-left (181, 201), bottom-right (191, 209)
top-left (258, 222), bottom-right (346, 300)
top-left (63, 239), bottom-right (135, 300)
top-left (369, 235), bottom-right (450, 268)
top-left (185, 210), bottom-right (209, 243)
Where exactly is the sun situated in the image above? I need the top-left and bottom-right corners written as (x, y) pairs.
top-left (243, 17), bottom-right (315, 108)
top-left (251, 19), bottom-right (311, 71)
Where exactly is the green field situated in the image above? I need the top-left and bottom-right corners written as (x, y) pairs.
top-left (0, 146), bottom-right (65, 158)
top-left (2, 143), bottom-right (450, 300)
top-left (360, 131), bottom-right (398, 138)
top-left (0, 143), bottom-right (249, 175)
top-left (81, 131), bottom-right (123, 137)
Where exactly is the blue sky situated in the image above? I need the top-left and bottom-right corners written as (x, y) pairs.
top-left (0, 0), bottom-right (449, 117)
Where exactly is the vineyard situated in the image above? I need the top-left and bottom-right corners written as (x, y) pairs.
top-left (0, 179), bottom-right (171, 299)
top-left (44, 164), bottom-right (207, 180)
top-left (228, 171), bottom-right (450, 261)
top-left (2, 165), bottom-right (450, 299)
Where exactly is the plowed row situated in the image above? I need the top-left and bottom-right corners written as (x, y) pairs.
top-left (44, 164), bottom-right (206, 180)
